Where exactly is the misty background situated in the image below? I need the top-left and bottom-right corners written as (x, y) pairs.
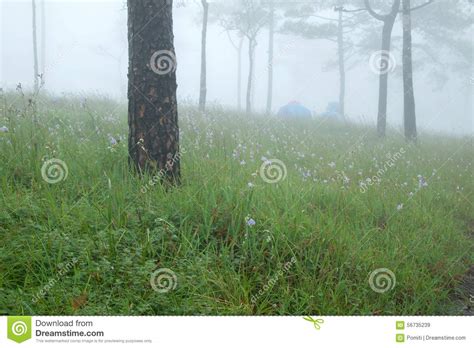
top-left (1, 0), bottom-right (472, 135)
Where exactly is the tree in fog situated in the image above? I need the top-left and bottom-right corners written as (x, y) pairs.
top-left (214, 0), bottom-right (268, 114)
top-left (402, 0), bottom-right (460, 141)
top-left (407, 0), bottom-right (472, 120)
top-left (356, 0), bottom-right (467, 139)
top-left (32, 0), bottom-right (39, 93)
top-left (211, 2), bottom-right (246, 110)
top-left (401, 0), bottom-right (435, 141)
top-left (239, 1), bottom-right (268, 114)
top-left (364, 0), bottom-right (401, 137)
top-left (127, 0), bottom-right (180, 183)
top-left (282, 0), bottom-right (368, 120)
top-left (209, 0), bottom-right (245, 110)
top-left (40, 0), bottom-right (46, 85)
top-left (266, 0), bottom-right (274, 114)
top-left (229, 34), bottom-right (245, 111)
top-left (199, 0), bottom-right (209, 112)
top-left (402, 0), bottom-right (417, 141)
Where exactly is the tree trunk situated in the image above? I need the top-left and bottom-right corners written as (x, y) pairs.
top-left (32, 0), bottom-right (39, 94)
top-left (199, 0), bottom-right (208, 112)
top-left (127, 0), bottom-right (180, 183)
top-left (250, 40), bottom-right (256, 109)
top-left (237, 37), bottom-right (243, 111)
top-left (376, 22), bottom-right (395, 137)
top-left (402, 0), bottom-right (417, 141)
top-left (337, 7), bottom-right (345, 120)
top-left (246, 37), bottom-right (256, 114)
top-left (40, 0), bottom-right (45, 83)
top-left (365, 0), bottom-right (400, 137)
top-left (265, 0), bottom-right (274, 115)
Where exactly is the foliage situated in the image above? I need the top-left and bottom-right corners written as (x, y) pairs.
top-left (0, 93), bottom-right (472, 315)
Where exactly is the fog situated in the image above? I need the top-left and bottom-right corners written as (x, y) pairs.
top-left (1, 0), bottom-right (472, 135)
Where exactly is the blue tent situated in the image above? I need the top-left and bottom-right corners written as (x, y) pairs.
top-left (320, 102), bottom-right (341, 118)
top-left (277, 101), bottom-right (312, 119)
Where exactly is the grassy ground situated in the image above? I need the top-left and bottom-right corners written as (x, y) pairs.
top-left (0, 92), bottom-right (472, 315)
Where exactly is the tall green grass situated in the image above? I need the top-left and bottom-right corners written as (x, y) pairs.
top-left (0, 92), bottom-right (472, 315)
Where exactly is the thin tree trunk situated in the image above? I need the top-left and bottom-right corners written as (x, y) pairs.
top-left (199, 0), bottom-right (208, 112)
top-left (365, 0), bottom-right (400, 137)
top-left (337, 7), bottom-right (345, 120)
top-left (250, 40), bottom-right (256, 109)
top-left (40, 0), bottom-right (45, 83)
top-left (237, 37), bottom-right (243, 110)
top-left (246, 37), bottom-right (256, 114)
top-left (32, 0), bottom-right (39, 94)
top-left (265, 0), bottom-right (274, 115)
top-left (402, 0), bottom-right (417, 141)
top-left (127, 0), bottom-right (180, 183)
top-left (376, 22), bottom-right (395, 137)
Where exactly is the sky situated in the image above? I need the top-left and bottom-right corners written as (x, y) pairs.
top-left (1, 0), bottom-right (472, 135)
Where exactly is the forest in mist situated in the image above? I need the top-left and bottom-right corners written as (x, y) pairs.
top-left (0, 0), bottom-right (472, 317)
top-left (1, 0), bottom-right (472, 134)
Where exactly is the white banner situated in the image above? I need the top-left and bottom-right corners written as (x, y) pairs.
top-left (0, 316), bottom-right (472, 347)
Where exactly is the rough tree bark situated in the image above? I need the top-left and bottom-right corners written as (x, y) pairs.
top-left (365, 0), bottom-right (401, 137)
top-left (32, 0), bottom-right (39, 93)
top-left (246, 37), bottom-right (256, 114)
top-left (265, 0), bottom-right (274, 115)
top-left (127, 0), bottom-right (180, 183)
top-left (402, 0), bottom-right (417, 141)
top-left (199, 0), bottom-right (208, 112)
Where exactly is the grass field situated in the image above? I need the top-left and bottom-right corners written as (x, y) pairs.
top-left (0, 92), bottom-right (472, 315)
